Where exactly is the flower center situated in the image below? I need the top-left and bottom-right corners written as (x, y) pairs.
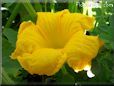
top-left (48, 34), bottom-right (70, 49)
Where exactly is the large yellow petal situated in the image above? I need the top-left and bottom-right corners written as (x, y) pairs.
top-left (61, 13), bottom-right (95, 35)
top-left (64, 31), bottom-right (103, 72)
top-left (36, 9), bottom-right (69, 36)
top-left (16, 48), bottom-right (67, 76)
top-left (11, 22), bottom-right (48, 59)
top-left (36, 10), bottom-right (70, 49)
top-left (36, 10), bottom-right (94, 49)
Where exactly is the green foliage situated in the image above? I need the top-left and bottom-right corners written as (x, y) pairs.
top-left (68, 0), bottom-right (83, 13)
top-left (5, 3), bottom-right (21, 28)
top-left (2, 68), bottom-right (15, 84)
top-left (2, 0), bottom-right (114, 85)
top-left (2, 37), bottom-right (20, 74)
top-left (91, 48), bottom-right (113, 82)
top-left (54, 66), bottom-right (75, 85)
top-left (22, 0), bottom-right (37, 23)
top-left (2, 0), bottom-right (16, 3)
top-left (89, 1), bottom-right (114, 84)
top-left (3, 28), bottom-right (17, 47)
top-left (2, 37), bottom-right (21, 84)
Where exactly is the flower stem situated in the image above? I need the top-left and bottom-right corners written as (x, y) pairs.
top-left (61, 65), bottom-right (68, 74)
top-left (68, 0), bottom-right (78, 13)
top-left (44, 0), bottom-right (47, 12)
top-left (50, 0), bottom-right (55, 13)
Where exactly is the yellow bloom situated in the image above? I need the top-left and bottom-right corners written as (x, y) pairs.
top-left (11, 9), bottom-right (103, 76)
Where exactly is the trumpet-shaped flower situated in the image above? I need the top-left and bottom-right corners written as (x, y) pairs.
top-left (11, 9), bottom-right (103, 76)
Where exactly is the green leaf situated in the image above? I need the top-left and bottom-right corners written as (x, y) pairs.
top-left (22, 0), bottom-right (37, 23)
top-left (2, 37), bottom-right (20, 79)
top-left (33, 0), bottom-right (42, 12)
top-left (2, 68), bottom-right (15, 84)
top-left (99, 28), bottom-right (112, 42)
top-left (91, 16), bottom-right (113, 49)
top-left (91, 49), bottom-right (113, 82)
top-left (98, 24), bottom-right (113, 49)
top-left (65, 64), bottom-right (89, 83)
top-left (4, 3), bottom-right (16, 11)
top-left (93, 8), bottom-right (105, 21)
top-left (19, 4), bottom-right (32, 21)
top-left (5, 3), bottom-right (21, 28)
top-left (54, 66), bottom-right (75, 85)
top-left (3, 28), bottom-right (17, 47)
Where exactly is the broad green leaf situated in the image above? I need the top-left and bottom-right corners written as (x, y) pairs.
top-left (92, 13), bottom-right (113, 49)
top-left (91, 49), bottom-right (113, 82)
top-left (99, 28), bottom-right (112, 42)
top-left (3, 28), bottom-right (17, 47)
top-left (98, 24), bottom-right (113, 49)
top-left (54, 66), bottom-right (75, 85)
top-left (2, 37), bottom-right (20, 78)
top-left (2, 68), bottom-right (15, 84)
top-left (65, 64), bottom-right (89, 83)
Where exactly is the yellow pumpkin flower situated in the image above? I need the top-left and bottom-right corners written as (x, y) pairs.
top-left (11, 9), bottom-right (103, 76)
